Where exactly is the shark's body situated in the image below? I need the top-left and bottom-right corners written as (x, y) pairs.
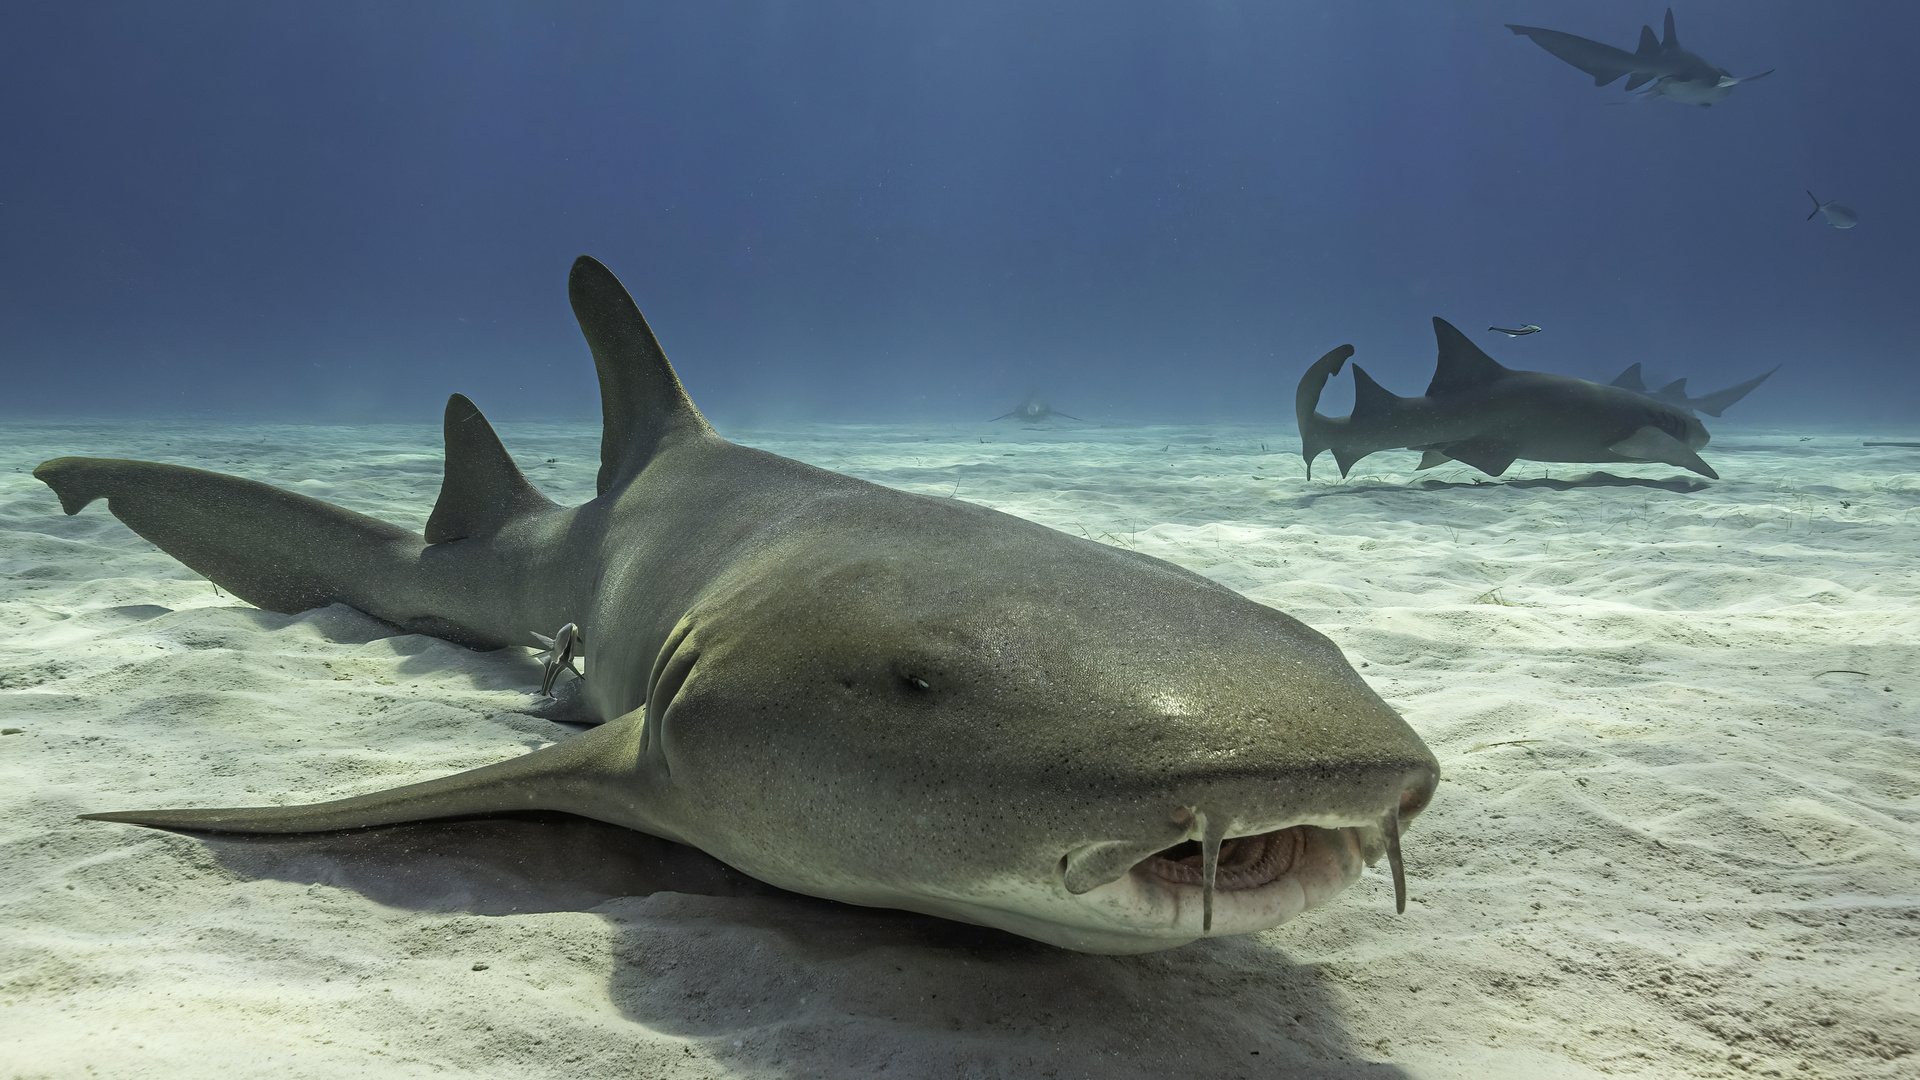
top-left (38, 257), bottom-right (1438, 955)
top-left (1609, 362), bottom-right (1779, 418)
top-left (1507, 9), bottom-right (1772, 107)
top-left (1805, 190), bottom-right (1858, 229)
top-left (1297, 318), bottom-right (1718, 480)
top-left (991, 395), bottom-right (1081, 424)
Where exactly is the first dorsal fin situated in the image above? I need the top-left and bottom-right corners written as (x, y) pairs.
top-left (1661, 8), bottom-right (1678, 49)
top-left (568, 256), bottom-right (715, 496)
top-left (426, 394), bottom-right (557, 544)
top-left (1425, 318), bottom-right (1510, 397)
top-left (1610, 363), bottom-right (1649, 392)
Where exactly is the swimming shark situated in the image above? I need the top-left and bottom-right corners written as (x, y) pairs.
top-left (36, 256), bottom-right (1438, 955)
top-left (1506, 9), bottom-right (1773, 107)
top-left (1805, 191), bottom-right (1858, 229)
top-left (991, 394), bottom-right (1082, 423)
top-left (1609, 362), bottom-right (1779, 418)
top-left (1297, 318), bottom-right (1718, 480)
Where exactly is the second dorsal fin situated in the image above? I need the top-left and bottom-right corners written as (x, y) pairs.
top-left (1425, 318), bottom-right (1511, 397)
top-left (426, 394), bottom-right (557, 544)
top-left (568, 256), bottom-right (715, 496)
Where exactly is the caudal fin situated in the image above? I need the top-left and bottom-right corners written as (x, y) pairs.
top-left (1689, 365), bottom-right (1779, 417)
top-left (1806, 190), bottom-right (1823, 221)
top-left (1295, 345), bottom-right (1355, 480)
top-left (33, 455), bottom-right (450, 627)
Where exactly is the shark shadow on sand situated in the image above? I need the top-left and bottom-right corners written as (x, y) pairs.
top-left (1301, 471), bottom-right (1713, 500)
top-left (179, 778), bottom-right (1413, 1074)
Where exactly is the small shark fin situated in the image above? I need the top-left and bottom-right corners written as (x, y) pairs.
top-left (1661, 9), bottom-right (1678, 49)
top-left (1807, 190), bottom-right (1823, 220)
top-left (82, 712), bottom-right (647, 835)
top-left (426, 395), bottom-right (558, 544)
top-left (1433, 438), bottom-right (1518, 477)
top-left (1426, 318), bottom-right (1510, 397)
top-left (1636, 25), bottom-right (1659, 56)
top-left (1654, 378), bottom-right (1691, 407)
top-left (1349, 364), bottom-right (1405, 423)
top-left (1608, 426), bottom-right (1718, 479)
top-left (1690, 365), bottom-right (1779, 418)
top-left (1332, 446), bottom-right (1370, 479)
top-left (568, 256), bottom-right (715, 497)
top-left (1415, 450), bottom-right (1452, 471)
top-left (1610, 363), bottom-right (1649, 392)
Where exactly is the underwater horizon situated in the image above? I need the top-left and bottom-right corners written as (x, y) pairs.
top-left (1, 1), bottom-right (1914, 431)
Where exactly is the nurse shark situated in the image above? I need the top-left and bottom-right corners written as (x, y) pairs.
top-left (37, 256), bottom-right (1439, 955)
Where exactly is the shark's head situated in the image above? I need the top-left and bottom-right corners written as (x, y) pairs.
top-left (639, 489), bottom-right (1439, 953)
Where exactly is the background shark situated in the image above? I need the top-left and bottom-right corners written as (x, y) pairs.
top-left (1609, 362), bottom-right (1780, 418)
top-left (991, 395), bottom-right (1082, 423)
top-left (1507, 9), bottom-right (1772, 106)
top-left (1297, 318), bottom-right (1719, 480)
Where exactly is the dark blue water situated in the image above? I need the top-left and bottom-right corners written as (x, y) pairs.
top-left (1, 2), bottom-right (1911, 426)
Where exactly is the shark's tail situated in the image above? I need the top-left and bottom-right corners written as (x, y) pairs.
top-left (1295, 345), bottom-right (1354, 480)
top-left (1295, 344), bottom-right (1422, 479)
top-left (35, 395), bottom-right (557, 649)
top-left (1690, 365), bottom-right (1780, 418)
top-left (1807, 190), bottom-right (1823, 221)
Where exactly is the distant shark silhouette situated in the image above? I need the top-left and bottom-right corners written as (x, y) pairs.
top-left (1507, 9), bottom-right (1772, 107)
top-left (1609, 363), bottom-right (1779, 418)
top-left (991, 395), bottom-right (1082, 424)
top-left (1297, 319), bottom-right (1718, 480)
top-left (1805, 191), bottom-right (1858, 229)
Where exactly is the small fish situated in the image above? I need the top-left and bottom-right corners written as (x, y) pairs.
top-left (1488, 324), bottom-right (1542, 337)
top-left (1805, 190), bottom-right (1857, 229)
top-left (530, 622), bottom-right (585, 697)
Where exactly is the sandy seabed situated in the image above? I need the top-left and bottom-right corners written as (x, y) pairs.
top-left (2, 416), bottom-right (1916, 1080)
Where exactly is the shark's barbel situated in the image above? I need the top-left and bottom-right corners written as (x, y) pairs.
top-left (38, 256), bottom-right (1438, 955)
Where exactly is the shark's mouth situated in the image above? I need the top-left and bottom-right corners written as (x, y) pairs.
top-left (1139, 826), bottom-right (1305, 892)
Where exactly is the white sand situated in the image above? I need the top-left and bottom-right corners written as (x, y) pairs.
top-left (3, 417), bottom-right (1917, 1079)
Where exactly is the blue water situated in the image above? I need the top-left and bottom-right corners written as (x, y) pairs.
top-left (0, 2), bottom-right (1911, 428)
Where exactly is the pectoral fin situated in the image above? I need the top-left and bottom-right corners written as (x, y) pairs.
top-left (1608, 426), bottom-right (1719, 479)
top-left (82, 712), bottom-right (648, 835)
top-left (1432, 439), bottom-right (1519, 477)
